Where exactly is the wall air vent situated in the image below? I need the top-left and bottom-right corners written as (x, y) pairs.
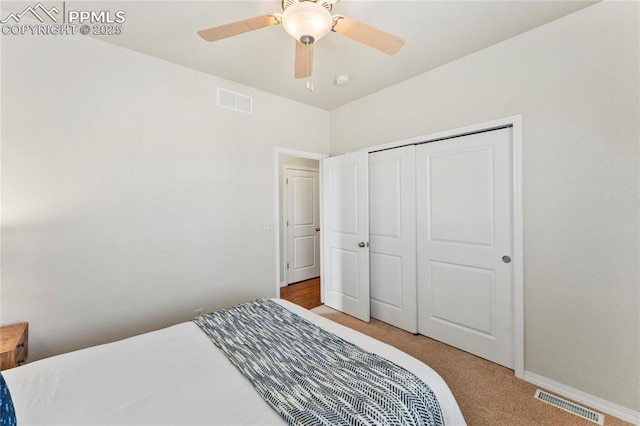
top-left (217, 88), bottom-right (252, 114)
top-left (534, 389), bottom-right (604, 425)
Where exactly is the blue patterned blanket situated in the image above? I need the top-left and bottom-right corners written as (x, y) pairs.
top-left (193, 299), bottom-right (444, 426)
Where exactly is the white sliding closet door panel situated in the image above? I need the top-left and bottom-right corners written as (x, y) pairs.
top-left (369, 146), bottom-right (417, 333)
top-left (322, 152), bottom-right (370, 322)
top-left (417, 128), bottom-right (514, 368)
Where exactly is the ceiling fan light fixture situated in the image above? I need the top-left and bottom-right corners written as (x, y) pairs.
top-left (282, 1), bottom-right (332, 44)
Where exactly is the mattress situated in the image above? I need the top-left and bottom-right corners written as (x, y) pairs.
top-left (2, 299), bottom-right (466, 425)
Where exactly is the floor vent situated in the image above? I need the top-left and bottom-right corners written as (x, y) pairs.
top-left (217, 88), bottom-right (252, 113)
top-left (534, 389), bottom-right (604, 425)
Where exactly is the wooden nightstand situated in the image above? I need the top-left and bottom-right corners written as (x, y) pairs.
top-left (0, 322), bottom-right (28, 370)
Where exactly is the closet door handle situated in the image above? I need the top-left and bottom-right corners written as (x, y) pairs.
top-left (358, 242), bottom-right (368, 248)
top-left (502, 255), bottom-right (512, 263)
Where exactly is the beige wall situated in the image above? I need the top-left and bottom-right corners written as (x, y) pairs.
top-left (330, 1), bottom-right (639, 413)
top-left (1, 29), bottom-right (329, 361)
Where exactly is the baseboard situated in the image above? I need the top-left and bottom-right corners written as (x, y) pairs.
top-left (524, 371), bottom-right (640, 425)
top-left (280, 281), bottom-right (286, 288)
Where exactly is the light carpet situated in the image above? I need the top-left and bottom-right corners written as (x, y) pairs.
top-left (311, 305), bottom-right (631, 426)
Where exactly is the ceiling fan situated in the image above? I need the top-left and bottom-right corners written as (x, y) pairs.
top-left (197, 0), bottom-right (405, 80)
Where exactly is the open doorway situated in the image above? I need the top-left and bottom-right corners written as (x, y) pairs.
top-left (273, 148), bottom-right (327, 302)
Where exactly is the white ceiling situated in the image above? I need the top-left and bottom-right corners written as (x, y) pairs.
top-left (6, 1), bottom-right (598, 110)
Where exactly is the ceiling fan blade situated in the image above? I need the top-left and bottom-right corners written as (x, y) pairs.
top-left (295, 41), bottom-right (314, 79)
top-left (333, 16), bottom-right (405, 55)
top-left (198, 14), bottom-right (280, 42)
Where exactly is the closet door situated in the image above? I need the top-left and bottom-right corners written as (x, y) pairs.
top-left (369, 146), bottom-right (417, 333)
top-left (416, 128), bottom-right (514, 369)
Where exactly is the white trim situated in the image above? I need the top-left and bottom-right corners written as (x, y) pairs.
top-left (283, 165), bottom-right (320, 173)
top-left (348, 115), bottom-right (522, 154)
top-left (275, 148), bottom-right (328, 161)
top-left (525, 371), bottom-right (640, 425)
top-left (273, 148), bottom-right (328, 298)
top-left (356, 115), bottom-right (524, 378)
top-left (511, 115), bottom-right (524, 379)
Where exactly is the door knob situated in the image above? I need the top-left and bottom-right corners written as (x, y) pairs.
top-left (502, 255), bottom-right (512, 263)
top-left (358, 242), bottom-right (366, 248)
top-left (316, 228), bottom-right (320, 232)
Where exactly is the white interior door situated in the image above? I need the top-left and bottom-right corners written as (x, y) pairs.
top-left (416, 128), bottom-right (514, 368)
top-left (285, 168), bottom-right (320, 284)
top-left (369, 146), bottom-right (417, 333)
top-left (322, 151), bottom-right (370, 322)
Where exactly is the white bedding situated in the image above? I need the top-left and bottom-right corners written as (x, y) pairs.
top-left (3, 299), bottom-right (466, 425)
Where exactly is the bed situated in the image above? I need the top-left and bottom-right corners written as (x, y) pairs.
top-left (1, 299), bottom-right (465, 425)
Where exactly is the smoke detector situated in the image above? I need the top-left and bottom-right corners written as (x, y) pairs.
top-left (335, 74), bottom-right (351, 86)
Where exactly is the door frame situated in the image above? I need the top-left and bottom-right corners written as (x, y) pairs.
top-left (352, 115), bottom-right (524, 378)
top-left (282, 165), bottom-right (320, 286)
top-left (273, 148), bottom-right (329, 298)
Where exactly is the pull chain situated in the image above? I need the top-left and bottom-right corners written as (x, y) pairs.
top-left (305, 43), bottom-right (314, 92)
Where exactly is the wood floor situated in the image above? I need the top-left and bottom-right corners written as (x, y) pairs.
top-left (280, 277), bottom-right (321, 309)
